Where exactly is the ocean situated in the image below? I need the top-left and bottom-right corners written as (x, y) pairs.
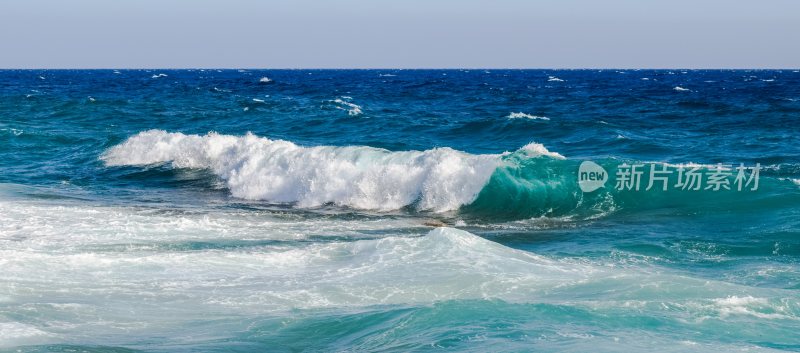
top-left (1, 69), bottom-right (799, 352)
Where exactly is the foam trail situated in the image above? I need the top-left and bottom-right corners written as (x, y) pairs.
top-left (507, 112), bottom-right (550, 120)
top-left (101, 130), bottom-right (566, 211)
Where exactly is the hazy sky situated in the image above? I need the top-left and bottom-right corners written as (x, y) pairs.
top-left (1, 0), bottom-right (798, 68)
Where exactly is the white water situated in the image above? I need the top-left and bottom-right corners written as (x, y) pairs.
top-left (330, 97), bottom-right (363, 116)
top-left (102, 130), bottom-right (512, 211)
top-left (507, 112), bottom-right (550, 120)
top-left (102, 131), bottom-right (568, 212)
top-left (1, 199), bottom-right (796, 349)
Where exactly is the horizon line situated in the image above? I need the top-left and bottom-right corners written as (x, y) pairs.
top-left (2, 67), bottom-right (799, 71)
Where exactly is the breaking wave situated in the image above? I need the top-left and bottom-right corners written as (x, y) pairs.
top-left (102, 130), bottom-right (511, 211)
top-left (102, 130), bottom-right (795, 221)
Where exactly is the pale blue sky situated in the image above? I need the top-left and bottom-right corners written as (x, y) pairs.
top-left (1, 0), bottom-right (798, 68)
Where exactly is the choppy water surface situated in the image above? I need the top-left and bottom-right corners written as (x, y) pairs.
top-left (1, 69), bottom-right (800, 352)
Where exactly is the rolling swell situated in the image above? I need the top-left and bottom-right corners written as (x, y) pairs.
top-left (102, 130), bottom-right (799, 222)
top-left (465, 156), bottom-right (800, 222)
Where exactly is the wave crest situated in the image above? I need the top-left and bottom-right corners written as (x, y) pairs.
top-left (102, 130), bottom-right (520, 211)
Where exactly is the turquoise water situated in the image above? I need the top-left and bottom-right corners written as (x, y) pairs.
top-left (1, 69), bottom-right (800, 352)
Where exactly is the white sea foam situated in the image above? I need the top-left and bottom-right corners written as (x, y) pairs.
top-left (2, 128), bottom-right (23, 136)
top-left (708, 296), bottom-right (792, 320)
top-left (0, 321), bottom-right (54, 347)
top-left (2, 207), bottom-right (794, 322)
top-left (2, 198), bottom-right (797, 348)
top-left (673, 86), bottom-right (690, 92)
top-left (519, 142), bottom-right (565, 159)
top-left (547, 76), bottom-right (564, 82)
top-left (259, 76), bottom-right (272, 83)
top-left (330, 97), bottom-right (363, 116)
top-left (0, 200), bottom-right (418, 247)
top-left (151, 73), bottom-right (168, 79)
top-left (507, 112), bottom-right (549, 121)
top-left (252, 98), bottom-right (265, 103)
top-left (102, 130), bottom-right (553, 211)
top-left (0, 219), bottom-right (599, 318)
top-left (0, 209), bottom-right (604, 313)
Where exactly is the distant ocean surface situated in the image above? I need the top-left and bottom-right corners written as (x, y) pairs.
top-left (1, 69), bottom-right (800, 352)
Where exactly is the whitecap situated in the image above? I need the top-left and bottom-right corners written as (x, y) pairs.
top-left (259, 77), bottom-right (272, 83)
top-left (673, 86), bottom-right (690, 92)
top-left (518, 142), bottom-right (566, 159)
top-left (547, 76), bottom-right (564, 82)
top-left (151, 73), bottom-right (168, 79)
top-left (507, 112), bottom-right (549, 121)
top-left (101, 130), bottom-right (562, 211)
top-left (330, 97), bottom-right (363, 116)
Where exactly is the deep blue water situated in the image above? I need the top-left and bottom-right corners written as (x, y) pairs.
top-left (1, 69), bottom-right (799, 352)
